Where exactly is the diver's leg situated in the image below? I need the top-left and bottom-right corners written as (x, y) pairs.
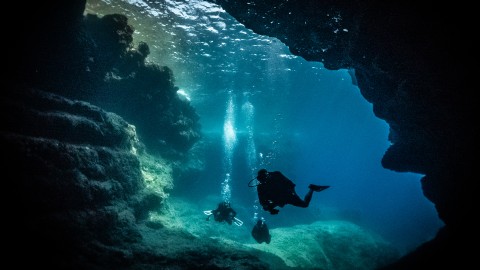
top-left (290, 186), bottom-right (325, 208)
top-left (303, 189), bottom-right (314, 206)
top-left (288, 190), bottom-right (313, 208)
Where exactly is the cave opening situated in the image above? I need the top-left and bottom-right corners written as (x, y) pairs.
top-left (85, 0), bottom-right (444, 256)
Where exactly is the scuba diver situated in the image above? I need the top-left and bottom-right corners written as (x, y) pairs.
top-left (251, 169), bottom-right (330, 215)
top-left (204, 201), bottom-right (243, 226)
top-left (251, 218), bottom-right (271, 244)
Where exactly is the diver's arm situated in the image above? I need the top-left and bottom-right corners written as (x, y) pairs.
top-left (262, 202), bottom-right (271, 211)
top-left (257, 186), bottom-right (268, 206)
top-left (258, 191), bottom-right (271, 210)
top-left (258, 184), bottom-right (278, 213)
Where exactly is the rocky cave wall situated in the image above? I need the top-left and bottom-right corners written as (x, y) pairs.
top-left (6, 0), bottom-right (475, 268)
top-left (5, 1), bottom-right (278, 269)
top-left (206, 0), bottom-right (475, 268)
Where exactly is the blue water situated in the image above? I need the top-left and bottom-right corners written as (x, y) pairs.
top-left (88, 0), bottom-right (443, 255)
top-left (193, 66), bottom-right (443, 254)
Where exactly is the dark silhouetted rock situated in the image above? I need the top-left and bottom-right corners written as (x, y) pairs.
top-left (207, 0), bottom-right (475, 268)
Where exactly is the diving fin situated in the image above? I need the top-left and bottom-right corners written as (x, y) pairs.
top-left (233, 217), bottom-right (243, 226)
top-left (203, 210), bottom-right (213, 215)
top-left (309, 184), bottom-right (330, 192)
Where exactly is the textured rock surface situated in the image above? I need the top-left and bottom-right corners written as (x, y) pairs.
top-left (3, 85), bottom-right (396, 270)
top-left (7, 0), bottom-right (475, 268)
top-left (2, 86), bottom-right (276, 269)
top-left (159, 197), bottom-right (400, 269)
top-left (248, 221), bottom-right (398, 269)
top-left (207, 0), bottom-right (475, 268)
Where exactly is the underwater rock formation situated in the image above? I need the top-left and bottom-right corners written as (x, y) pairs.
top-left (247, 221), bottom-right (398, 269)
top-left (207, 0), bottom-right (475, 268)
top-left (13, 0), bottom-right (201, 158)
top-left (1, 86), bottom-right (272, 269)
top-left (3, 82), bottom-right (397, 270)
top-left (8, 0), bottom-right (475, 268)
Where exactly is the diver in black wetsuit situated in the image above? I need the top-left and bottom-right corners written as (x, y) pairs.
top-left (255, 169), bottom-right (329, 215)
top-left (251, 219), bottom-right (271, 244)
top-left (207, 201), bottom-right (237, 224)
top-left (205, 201), bottom-right (243, 226)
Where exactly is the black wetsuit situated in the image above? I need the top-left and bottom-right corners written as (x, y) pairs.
top-left (251, 219), bottom-right (271, 244)
top-left (211, 202), bottom-right (236, 224)
top-left (257, 171), bottom-right (313, 214)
